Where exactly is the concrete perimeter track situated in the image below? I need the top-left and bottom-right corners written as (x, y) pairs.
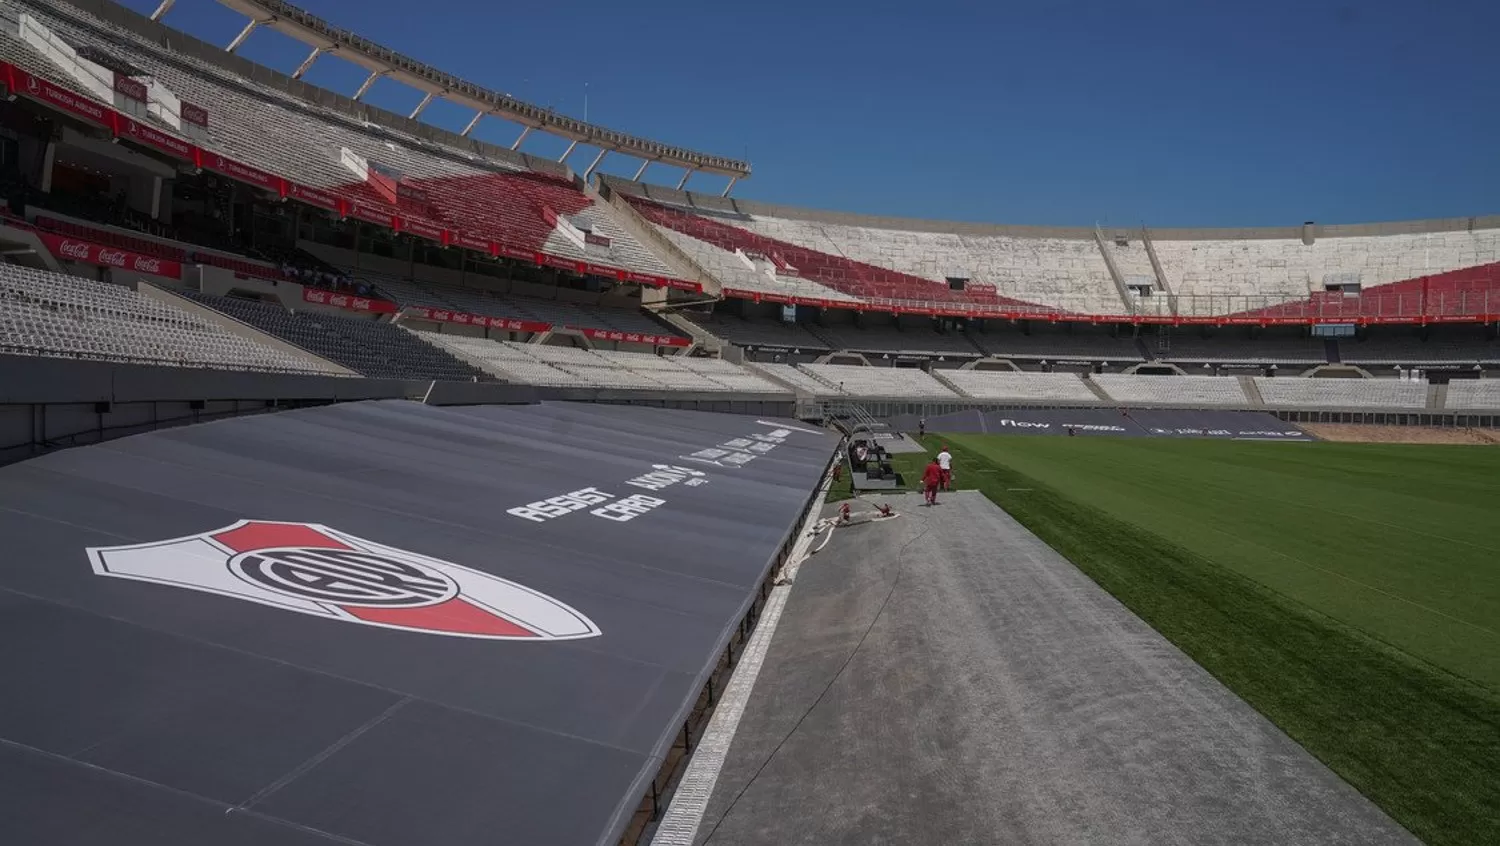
top-left (688, 491), bottom-right (1418, 846)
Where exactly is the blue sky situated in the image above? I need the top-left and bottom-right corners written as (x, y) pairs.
top-left (121, 0), bottom-right (1499, 227)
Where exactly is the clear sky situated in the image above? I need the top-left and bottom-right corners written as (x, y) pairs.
top-left (121, 0), bottom-right (1499, 227)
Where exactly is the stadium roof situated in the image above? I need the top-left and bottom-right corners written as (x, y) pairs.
top-left (204, 0), bottom-right (751, 183)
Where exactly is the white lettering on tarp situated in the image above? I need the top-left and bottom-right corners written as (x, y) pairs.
top-left (679, 425), bottom-right (796, 469)
top-left (591, 494), bottom-right (666, 522)
top-left (624, 464), bottom-right (708, 492)
top-left (507, 487), bottom-right (614, 523)
top-left (998, 419), bottom-right (1051, 429)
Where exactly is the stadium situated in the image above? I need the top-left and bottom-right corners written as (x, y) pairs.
top-left (0, 0), bottom-right (1495, 844)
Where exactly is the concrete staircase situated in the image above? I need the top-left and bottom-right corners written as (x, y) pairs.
top-left (591, 178), bottom-right (720, 296)
top-left (1238, 375), bottom-right (1266, 407)
top-left (930, 369), bottom-right (974, 398)
top-left (1081, 374), bottom-right (1114, 403)
top-left (1429, 382), bottom-right (1447, 410)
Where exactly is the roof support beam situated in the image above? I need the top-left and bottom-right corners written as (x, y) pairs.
top-left (291, 46), bottom-right (323, 80)
top-left (225, 19), bottom-right (262, 54)
top-left (583, 150), bottom-right (608, 182)
top-left (676, 169), bottom-right (695, 191)
top-left (557, 140), bottom-right (579, 164)
top-left (632, 160), bottom-right (652, 182)
top-left (409, 92), bottom-right (435, 120)
top-left (460, 111), bottom-right (485, 137)
top-left (720, 175), bottom-right (738, 198)
top-left (510, 126), bottom-right (533, 151)
top-left (149, 0), bottom-right (176, 21)
top-left (352, 69), bottom-right (384, 101)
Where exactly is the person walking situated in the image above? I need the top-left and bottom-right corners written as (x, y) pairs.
top-left (918, 417), bottom-right (927, 438)
top-left (921, 457), bottom-right (943, 506)
top-left (937, 445), bottom-right (953, 491)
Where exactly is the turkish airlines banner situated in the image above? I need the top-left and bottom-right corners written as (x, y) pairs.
top-left (302, 288), bottom-right (398, 314)
top-left (10, 67), bottom-right (114, 128)
top-left (575, 327), bottom-right (690, 348)
top-left (401, 217), bottom-right (447, 244)
top-left (407, 306), bottom-right (551, 333)
top-left (115, 116), bottom-right (197, 161)
top-left (286, 182), bottom-right (343, 213)
top-left (202, 152), bottom-right (283, 195)
top-left (41, 232), bottom-right (181, 278)
top-left (451, 232), bottom-right (494, 255)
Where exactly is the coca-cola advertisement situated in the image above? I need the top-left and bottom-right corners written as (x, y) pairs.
top-left (181, 101), bottom-right (210, 128)
top-left (40, 232), bottom-right (182, 278)
top-left (577, 327), bottom-right (690, 348)
top-left (112, 73), bottom-right (149, 103)
top-left (302, 288), bottom-right (398, 314)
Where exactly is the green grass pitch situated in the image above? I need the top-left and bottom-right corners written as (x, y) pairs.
top-left (833, 435), bottom-right (1500, 845)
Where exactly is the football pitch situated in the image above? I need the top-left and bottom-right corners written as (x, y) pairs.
top-left (837, 435), bottom-right (1500, 845)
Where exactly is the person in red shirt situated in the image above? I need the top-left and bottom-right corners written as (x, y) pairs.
top-left (921, 458), bottom-right (943, 506)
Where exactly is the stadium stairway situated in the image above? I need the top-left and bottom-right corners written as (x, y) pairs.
top-left (1239, 375), bottom-right (1267, 406)
top-left (930, 369), bottom-right (973, 398)
top-left (1326, 339), bottom-right (1342, 363)
top-left (1429, 382), bottom-right (1447, 410)
top-left (591, 180), bottom-right (716, 293)
top-left (1081, 374), bottom-right (1114, 403)
top-left (655, 311), bottom-right (721, 353)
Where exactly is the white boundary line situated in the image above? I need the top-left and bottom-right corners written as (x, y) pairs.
top-left (649, 471), bottom-right (837, 846)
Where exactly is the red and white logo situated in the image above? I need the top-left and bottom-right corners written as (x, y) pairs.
top-left (87, 520), bottom-right (600, 641)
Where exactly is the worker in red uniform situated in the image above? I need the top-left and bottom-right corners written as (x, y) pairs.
top-left (921, 458), bottom-right (943, 506)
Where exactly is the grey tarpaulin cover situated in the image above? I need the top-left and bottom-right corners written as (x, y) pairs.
top-left (0, 400), bottom-right (838, 846)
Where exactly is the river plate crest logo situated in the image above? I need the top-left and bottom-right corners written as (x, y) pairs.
top-left (87, 520), bottom-right (600, 641)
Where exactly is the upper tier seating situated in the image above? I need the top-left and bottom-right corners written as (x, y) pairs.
top-left (415, 334), bottom-right (786, 392)
top-left (626, 191), bottom-right (1500, 319)
top-left (798, 363), bottom-right (958, 398)
top-left (649, 225), bottom-right (857, 303)
top-left (9, 1), bottom-right (671, 277)
top-left (939, 370), bottom-right (1099, 402)
top-left (735, 214), bottom-right (1123, 315)
top-left (1445, 380), bottom-right (1500, 410)
top-left (1156, 238), bottom-right (1500, 319)
top-left (1253, 377), bottom-right (1428, 409)
top-left (629, 199), bottom-right (1051, 313)
top-left (0, 264), bottom-right (340, 374)
top-left (174, 289), bottom-right (487, 381)
top-left (1092, 374), bottom-right (1250, 406)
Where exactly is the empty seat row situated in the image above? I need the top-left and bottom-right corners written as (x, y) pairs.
top-left (0, 263), bottom-right (341, 374)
